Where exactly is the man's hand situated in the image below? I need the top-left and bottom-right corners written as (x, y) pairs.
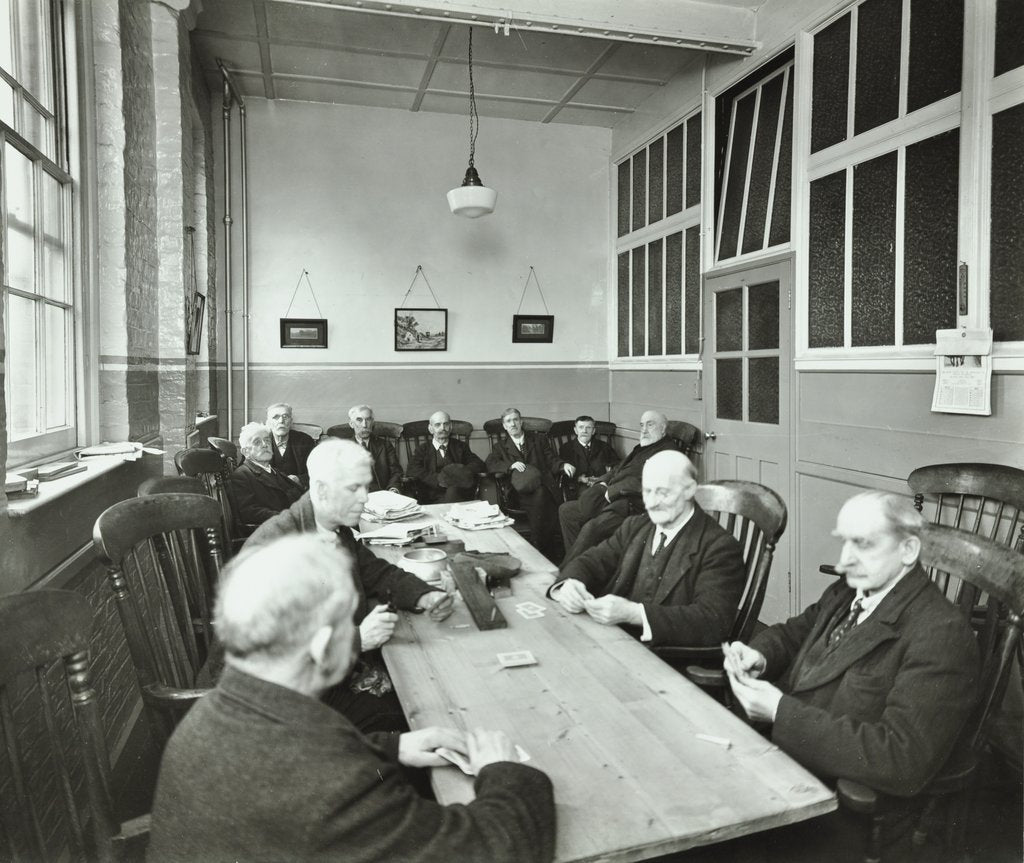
top-left (583, 595), bottom-right (642, 626)
top-left (387, 486), bottom-right (401, 494)
top-left (721, 641), bottom-right (767, 679)
top-left (726, 671), bottom-right (783, 723)
top-left (287, 474), bottom-right (301, 483)
top-left (398, 727), bottom-right (467, 768)
top-left (467, 728), bottom-right (518, 773)
top-left (416, 591), bottom-right (455, 622)
top-left (359, 604), bottom-right (398, 651)
top-left (562, 463), bottom-right (577, 477)
top-left (510, 461), bottom-right (527, 472)
top-left (554, 578), bottom-right (594, 613)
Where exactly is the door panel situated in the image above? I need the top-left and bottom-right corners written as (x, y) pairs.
top-left (703, 260), bottom-right (793, 623)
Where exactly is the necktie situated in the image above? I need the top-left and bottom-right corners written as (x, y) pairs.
top-left (439, 445), bottom-right (447, 462)
top-left (828, 597), bottom-right (864, 648)
top-left (652, 531), bottom-right (666, 557)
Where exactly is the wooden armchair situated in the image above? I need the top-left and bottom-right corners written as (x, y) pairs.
top-left (400, 419), bottom-right (477, 501)
top-left (0, 589), bottom-right (149, 861)
top-left (138, 476), bottom-right (206, 496)
top-left (548, 419), bottom-right (617, 502)
top-left (177, 448), bottom-right (248, 553)
top-left (93, 493), bottom-right (225, 747)
top-left (290, 422), bottom-right (323, 441)
top-left (480, 417), bottom-right (553, 538)
top-left (666, 419), bottom-right (702, 460)
top-left (207, 436), bottom-right (239, 469)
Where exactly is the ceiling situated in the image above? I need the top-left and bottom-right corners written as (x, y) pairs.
top-left (190, 0), bottom-right (763, 128)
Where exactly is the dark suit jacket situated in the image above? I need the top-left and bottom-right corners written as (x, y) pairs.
top-left (553, 508), bottom-right (745, 647)
top-left (408, 438), bottom-right (486, 501)
top-left (485, 431), bottom-right (563, 497)
top-left (559, 438), bottom-right (620, 479)
top-left (270, 429), bottom-right (316, 485)
top-left (229, 460), bottom-right (305, 525)
top-left (752, 565), bottom-right (980, 797)
top-left (361, 438), bottom-right (402, 492)
top-left (148, 666), bottom-right (556, 863)
top-left (595, 435), bottom-right (681, 514)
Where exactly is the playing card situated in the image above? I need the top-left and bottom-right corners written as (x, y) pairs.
top-left (497, 650), bottom-right (538, 668)
top-left (515, 601), bottom-right (545, 614)
top-left (515, 606), bottom-right (545, 619)
top-left (435, 747), bottom-right (474, 775)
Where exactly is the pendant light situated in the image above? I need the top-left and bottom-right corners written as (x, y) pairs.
top-left (447, 27), bottom-right (497, 218)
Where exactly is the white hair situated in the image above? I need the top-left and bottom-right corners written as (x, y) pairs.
top-left (306, 437), bottom-right (371, 486)
top-left (238, 421), bottom-right (271, 450)
top-left (266, 402), bottom-right (292, 417)
top-left (348, 404), bottom-right (373, 421)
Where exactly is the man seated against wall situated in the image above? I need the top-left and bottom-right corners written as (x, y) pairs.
top-left (228, 422), bottom-right (304, 526)
top-left (486, 407), bottom-right (573, 564)
top-left (267, 402), bottom-right (316, 487)
top-left (407, 410), bottom-right (486, 504)
top-left (559, 410), bottom-right (680, 564)
top-left (722, 491), bottom-right (979, 857)
top-left (147, 534), bottom-right (556, 863)
top-left (349, 404), bottom-right (402, 493)
top-left (246, 438), bottom-right (453, 732)
top-left (549, 451), bottom-right (744, 647)
top-left (558, 415), bottom-right (620, 502)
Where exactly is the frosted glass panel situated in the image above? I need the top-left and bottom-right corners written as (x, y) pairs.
top-left (648, 138), bottom-right (664, 225)
top-left (631, 247), bottom-right (645, 355)
top-left (685, 114), bottom-right (701, 209)
top-left (647, 239), bottom-right (663, 356)
top-left (851, 152), bottom-right (897, 346)
top-left (617, 161), bottom-right (630, 237)
top-left (812, 13), bottom-right (851, 153)
top-left (665, 232), bottom-right (682, 355)
top-left (631, 151), bottom-right (646, 231)
top-left (748, 282), bottom-right (779, 351)
top-left (666, 124), bottom-right (684, 217)
top-left (908, 0), bottom-right (963, 111)
top-left (854, 0), bottom-right (901, 136)
top-left (716, 288), bottom-right (742, 352)
top-left (719, 92), bottom-right (755, 260)
top-left (748, 358), bottom-right (779, 425)
top-left (808, 170), bottom-right (846, 348)
top-left (716, 359), bottom-right (743, 420)
top-left (617, 252), bottom-right (629, 356)
top-left (742, 74), bottom-right (783, 255)
top-left (684, 226), bottom-right (700, 355)
top-left (991, 103), bottom-right (1024, 342)
top-left (995, 0), bottom-right (1024, 77)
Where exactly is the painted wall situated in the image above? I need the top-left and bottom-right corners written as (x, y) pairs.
top-left (214, 98), bottom-right (611, 432)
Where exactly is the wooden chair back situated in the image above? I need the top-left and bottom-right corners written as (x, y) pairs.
top-left (176, 448), bottom-right (239, 551)
top-left (138, 476), bottom-right (206, 496)
top-left (666, 420), bottom-right (701, 459)
top-left (0, 589), bottom-right (148, 862)
top-left (208, 436), bottom-right (239, 468)
top-left (481, 417), bottom-right (553, 526)
top-left (326, 420), bottom-right (403, 442)
top-left (92, 493), bottom-right (224, 746)
top-left (548, 419), bottom-right (616, 453)
top-left (290, 422), bottom-right (323, 440)
top-left (400, 419), bottom-right (474, 465)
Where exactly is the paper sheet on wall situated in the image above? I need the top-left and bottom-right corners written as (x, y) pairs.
top-left (931, 328), bottom-right (992, 416)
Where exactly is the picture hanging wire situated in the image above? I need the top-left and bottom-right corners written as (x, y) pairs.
top-left (284, 269), bottom-right (324, 318)
top-left (515, 266), bottom-right (550, 315)
top-left (399, 265), bottom-right (443, 309)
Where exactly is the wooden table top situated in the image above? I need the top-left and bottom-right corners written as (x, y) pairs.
top-left (371, 504), bottom-right (835, 863)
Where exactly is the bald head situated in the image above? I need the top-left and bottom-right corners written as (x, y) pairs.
top-left (639, 411), bottom-right (668, 446)
top-left (641, 451), bottom-right (698, 528)
top-left (429, 410), bottom-right (452, 443)
top-left (306, 438), bottom-right (373, 530)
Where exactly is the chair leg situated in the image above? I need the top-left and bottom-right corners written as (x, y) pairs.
top-left (865, 812), bottom-right (884, 863)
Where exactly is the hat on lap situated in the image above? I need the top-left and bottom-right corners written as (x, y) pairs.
top-left (510, 464), bottom-right (542, 494)
top-left (439, 463), bottom-right (476, 489)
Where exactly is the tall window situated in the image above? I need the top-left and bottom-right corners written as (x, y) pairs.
top-left (615, 110), bottom-right (701, 360)
top-left (2, 0), bottom-right (75, 463)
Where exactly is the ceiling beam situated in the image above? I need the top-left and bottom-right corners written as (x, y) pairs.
top-left (541, 41), bottom-right (620, 124)
top-left (252, 1), bottom-right (277, 99)
top-left (272, 0), bottom-right (760, 54)
top-left (411, 23), bottom-right (451, 112)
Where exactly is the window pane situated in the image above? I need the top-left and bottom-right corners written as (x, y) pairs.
top-left (685, 114), bottom-right (701, 209)
top-left (5, 143), bottom-right (36, 293)
top-left (7, 293), bottom-right (38, 438)
top-left (768, 73), bottom-right (793, 247)
top-left (665, 232), bottom-right (682, 354)
top-left (647, 239), bottom-right (663, 355)
top-left (748, 281), bottom-right (780, 350)
top-left (15, 0), bottom-right (51, 111)
top-left (44, 302), bottom-right (67, 428)
top-left (904, 129), bottom-right (959, 344)
top-left (648, 138), bottom-right (664, 225)
top-left (0, 78), bottom-right (14, 127)
top-left (24, 99), bottom-right (55, 160)
top-left (617, 252), bottom-right (629, 356)
top-left (617, 160), bottom-right (630, 237)
top-left (716, 359), bottom-right (743, 420)
top-left (631, 150), bottom-right (647, 231)
top-left (854, 0), bottom-right (902, 136)
top-left (0, 2), bottom-right (12, 74)
top-left (995, 0), bottom-right (1024, 77)
top-left (718, 92), bottom-right (755, 260)
top-left (812, 13), bottom-right (851, 153)
top-left (631, 247), bottom-right (646, 355)
top-left (748, 357), bottom-right (779, 425)
top-left (716, 288), bottom-right (743, 352)
top-left (41, 170), bottom-right (66, 301)
top-left (908, 0), bottom-right (963, 112)
top-left (666, 123), bottom-right (684, 217)
top-left (684, 226), bottom-right (700, 355)
top-left (742, 74), bottom-right (783, 255)
top-left (991, 102), bottom-right (1024, 342)
top-left (851, 151), bottom-right (897, 346)
top-left (808, 170), bottom-right (846, 348)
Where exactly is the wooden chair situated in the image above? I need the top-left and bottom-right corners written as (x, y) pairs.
top-left (176, 448), bottom-right (246, 553)
top-left (290, 421), bottom-right (323, 441)
top-left (93, 493), bottom-right (225, 747)
top-left (0, 589), bottom-right (150, 862)
top-left (138, 476), bottom-right (206, 496)
top-left (400, 419), bottom-right (477, 501)
top-left (653, 481), bottom-right (787, 689)
top-left (325, 420), bottom-right (404, 442)
top-left (481, 417), bottom-right (554, 537)
top-left (837, 524), bottom-right (1024, 863)
top-left (548, 419), bottom-right (617, 502)
top-left (666, 419), bottom-right (702, 460)
top-left (208, 436), bottom-right (239, 469)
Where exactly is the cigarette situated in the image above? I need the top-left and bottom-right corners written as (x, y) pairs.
top-left (695, 733), bottom-right (732, 749)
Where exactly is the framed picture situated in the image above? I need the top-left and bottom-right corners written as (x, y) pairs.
top-left (395, 308), bottom-right (448, 351)
top-left (512, 314), bottom-right (554, 343)
top-left (280, 318), bottom-right (328, 349)
top-left (186, 293), bottom-right (206, 355)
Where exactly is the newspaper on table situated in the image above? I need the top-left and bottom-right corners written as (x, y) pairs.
top-left (444, 501), bottom-right (515, 531)
top-left (359, 519), bottom-right (438, 546)
top-left (931, 328), bottom-right (992, 416)
top-left (362, 490), bottom-right (422, 523)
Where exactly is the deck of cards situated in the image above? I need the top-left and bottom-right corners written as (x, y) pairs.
top-left (514, 601), bottom-right (546, 619)
top-left (496, 650), bottom-right (538, 668)
top-left (435, 744), bottom-right (531, 775)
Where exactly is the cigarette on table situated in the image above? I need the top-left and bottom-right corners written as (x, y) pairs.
top-left (695, 733), bottom-right (732, 749)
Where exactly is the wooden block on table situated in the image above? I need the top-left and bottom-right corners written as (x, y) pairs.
top-left (450, 559), bottom-right (507, 630)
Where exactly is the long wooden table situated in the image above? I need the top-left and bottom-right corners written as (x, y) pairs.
top-left (370, 504), bottom-right (835, 863)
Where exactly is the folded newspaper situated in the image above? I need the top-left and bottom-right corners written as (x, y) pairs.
top-left (359, 519), bottom-right (437, 545)
top-left (362, 490), bottom-right (422, 522)
top-left (443, 501), bottom-right (514, 531)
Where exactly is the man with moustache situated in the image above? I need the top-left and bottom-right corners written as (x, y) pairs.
top-left (407, 410), bottom-right (486, 504)
top-left (266, 402), bottom-right (316, 487)
top-left (557, 415), bottom-right (620, 502)
top-left (229, 422), bottom-right (304, 525)
top-left (348, 404), bottom-right (402, 493)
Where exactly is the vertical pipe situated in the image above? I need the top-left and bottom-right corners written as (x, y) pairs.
top-left (240, 103), bottom-right (250, 424)
top-left (221, 81), bottom-right (234, 437)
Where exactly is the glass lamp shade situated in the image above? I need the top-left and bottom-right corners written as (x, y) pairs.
top-left (447, 164), bottom-right (497, 217)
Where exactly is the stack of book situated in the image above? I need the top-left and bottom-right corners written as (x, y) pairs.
top-left (443, 502), bottom-right (514, 531)
top-left (5, 473), bottom-right (40, 500)
top-left (362, 490), bottom-right (422, 523)
top-left (359, 519), bottom-right (438, 546)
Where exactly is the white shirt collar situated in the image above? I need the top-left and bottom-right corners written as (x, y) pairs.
top-left (250, 459), bottom-right (272, 473)
top-left (433, 439), bottom-right (448, 451)
top-left (651, 507), bottom-right (695, 553)
top-left (852, 567), bottom-right (910, 624)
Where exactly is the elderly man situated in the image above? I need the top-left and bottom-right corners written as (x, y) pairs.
top-left (559, 410), bottom-right (680, 563)
top-left (247, 438), bottom-right (451, 730)
top-left (408, 410), bottom-right (486, 504)
top-left (148, 535), bottom-right (556, 863)
top-left (486, 407), bottom-right (572, 563)
top-left (349, 404), bottom-right (402, 493)
top-left (266, 402), bottom-right (315, 486)
top-left (557, 415), bottom-right (620, 501)
top-left (228, 422), bottom-right (304, 526)
top-left (725, 491), bottom-right (979, 802)
top-left (550, 451), bottom-right (744, 647)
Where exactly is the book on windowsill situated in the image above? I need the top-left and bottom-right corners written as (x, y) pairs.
top-left (37, 461), bottom-right (87, 481)
top-left (5, 474), bottom-right (40, 499)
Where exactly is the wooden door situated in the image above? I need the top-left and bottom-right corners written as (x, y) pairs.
top-left (703, 260), bottom-right (793, 622)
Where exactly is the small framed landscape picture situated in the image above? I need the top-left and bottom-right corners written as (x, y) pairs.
top-left (512, 314), bottom-right (554, 343)
top-left (280, 318), bottom-right (328, 349)
top-left (395, 308), bottom-right (448, 351)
